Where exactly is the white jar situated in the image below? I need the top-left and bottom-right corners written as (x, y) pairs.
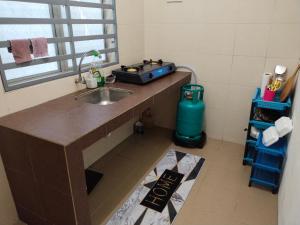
top-left (86, 77), bottom-right (98, 89)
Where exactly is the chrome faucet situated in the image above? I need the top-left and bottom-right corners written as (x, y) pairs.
top-left (75, 50), bottom-right (101, 84)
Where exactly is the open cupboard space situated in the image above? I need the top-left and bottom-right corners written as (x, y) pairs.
top-left (0, 0), bottom-right (299, 225)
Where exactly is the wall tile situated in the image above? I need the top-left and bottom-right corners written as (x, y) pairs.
top-left (116, 0), bottom-right (144, 25)
top-left (118, 24), bottom-right (144, 64)
top-left (204, 107), bottom-right (225, 140)
top-left (199, 0), bottom-right (239, 23)
top-left (265, 58), bottom-right (300, 75)
top-left (234, 24), bottom-right (270, 57)
top-left (223, 108), bottom-right (250, 144)
top-left (202, 82), bottom-right (229, 109)
top-left (145, 0), bottom-right (203, 24)
top-left (153, 51), bottom-right (233, 85)
top-left (267, 24), bottom-right (300, 58)
top-left (192, 54), bottom-right (233, 85)
top-left (237, 0), bottom-right (276, 23)
top-left (227, 85), bottom-right (254, 112)
top-left (195, 24), bottom-right (236, 55)
top-left (272, 0), bottom-right (300, 23)
top-left (230, 56), bottom-right (266, 87)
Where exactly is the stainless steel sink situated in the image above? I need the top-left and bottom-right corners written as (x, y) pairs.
top-left (75, 87), bottom-right (133, 105)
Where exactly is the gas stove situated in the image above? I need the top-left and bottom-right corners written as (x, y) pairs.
top-left (112, 59), bottom-right (176, 84)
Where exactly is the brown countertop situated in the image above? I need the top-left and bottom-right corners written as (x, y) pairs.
top-left (0, 72), bottom-right (191, 148)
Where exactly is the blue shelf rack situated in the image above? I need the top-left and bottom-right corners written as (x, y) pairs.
top-left (243, 88), bottom-right (291, 194)
top-left (252, 88), bottom-right (292, 111)
top-left (249, 134), bottom-right (287, 193)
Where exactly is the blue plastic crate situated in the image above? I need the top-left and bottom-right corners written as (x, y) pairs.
top-left (254, 151), bottom-right (282, 173)
top-left (250, 166), bottom-right (279, 189)
top-left (244, 140), bottom-right (256, 165)
top-left (249, 119), bottom-right (273, 130)
top-left (252, 88), bottom-right (292, 111)
top-left (256, 133), bottom-right (287, 157)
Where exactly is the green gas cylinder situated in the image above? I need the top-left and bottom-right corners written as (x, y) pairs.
top-left (174, 84), bottom-right (206, 148)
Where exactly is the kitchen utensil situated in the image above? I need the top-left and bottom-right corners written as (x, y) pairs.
top-left (275, 65), bottom-right (287, 76)
top-left (280, 64), bottom-right (300, 102)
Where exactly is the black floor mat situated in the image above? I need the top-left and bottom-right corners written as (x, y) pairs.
top-left (85, 169), bottom-right (103, 194)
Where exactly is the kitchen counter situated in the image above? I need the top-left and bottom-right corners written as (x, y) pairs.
top-left (0, 71), bottom-right (191, 225)
top-left (0, 71), bottom-right (191, 148)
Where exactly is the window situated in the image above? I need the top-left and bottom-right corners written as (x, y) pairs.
top-left (0, 0), bottom-right (118, 91)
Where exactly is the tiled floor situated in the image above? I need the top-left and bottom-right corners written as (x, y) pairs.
top-left (88, 127), bottom-right (277, 225)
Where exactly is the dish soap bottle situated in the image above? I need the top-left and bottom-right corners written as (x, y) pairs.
top-left (90, 52), bottom-right (105, 87)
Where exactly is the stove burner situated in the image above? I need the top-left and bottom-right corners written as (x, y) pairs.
top-left (127, 68), bottom-right (138, 72)
top-left (121, 65), bottom-right (140, 72)
top-left (143, 59), bottom-right (163, 65)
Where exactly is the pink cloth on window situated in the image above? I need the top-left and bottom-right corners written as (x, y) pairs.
top-left (10, 39), bottom-right (32, 64)
top-left (31, 37), bottom-right (48, 58)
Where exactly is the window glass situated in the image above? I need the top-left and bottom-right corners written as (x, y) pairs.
top-left (0, 1), bottom-right (50, 18)
top-left (72, 0), bottom-right (102, 3)
top-left (0, 0), bottom-right (118, 91)
top-left (70, 6), bottom-right (103, 19)
top-left (72, 24), bottom-right (104, 36)
top-left (6, 62), bottom-right (59, 80)
top-left (74, 39), bottom-right (105, 54)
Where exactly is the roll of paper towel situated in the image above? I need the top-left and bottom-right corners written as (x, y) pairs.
top-left (260, 73), bottom-right (273, 98)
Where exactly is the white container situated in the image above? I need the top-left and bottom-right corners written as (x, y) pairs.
top-left (275, 117), bottom-right (293, 138)
top-left (86, 77), bottom-right (98, 89)
top-left (263, 126), bottom-right (279, 147)
top-left (260, 72), bottom-right (273, 98)
top-left (250, 126), bottom-right (260, 139)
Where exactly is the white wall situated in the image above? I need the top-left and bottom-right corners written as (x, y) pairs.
top-left (279, 77), bottom-right (300, 225)
top-left (144, 0), bottom-right (300, 144)
top-left (0, 1), bottom-right (144, 224)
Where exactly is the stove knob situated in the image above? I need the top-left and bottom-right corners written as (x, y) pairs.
top-left (149, 73), bottom-right (153, 79)
top-left (158, 59), bottom-right (163, 65)
top-left (121, 65), bottom-right (126, 71)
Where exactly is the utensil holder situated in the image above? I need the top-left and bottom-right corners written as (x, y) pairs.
top-left (263, 89), bottom-right (276, 102)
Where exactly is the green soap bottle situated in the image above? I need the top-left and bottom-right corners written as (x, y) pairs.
top-left (95, 71), bottom-right (105, 87)
top-left (89, 52), bottom-right (105, 87)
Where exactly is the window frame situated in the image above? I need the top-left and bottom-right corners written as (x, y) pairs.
top-left (0, 0), bottom-right (119, 92)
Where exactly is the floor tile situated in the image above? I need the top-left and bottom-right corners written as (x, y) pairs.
top-left (87, 127), bottom-right (277, 225)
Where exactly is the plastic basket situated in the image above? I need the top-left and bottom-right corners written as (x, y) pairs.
top-left (256, 133), bottom-right (287, 157)
top-left (254, 151), bottom-right (282, 173)
top-left (250, 166), bottom-right (279, 189)
top-left (244, 140), bottom-right (256, 165)
top-left (252, 88), bottom-right (292, 111)
top-left (249, 119), bottom-right (273, 130)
